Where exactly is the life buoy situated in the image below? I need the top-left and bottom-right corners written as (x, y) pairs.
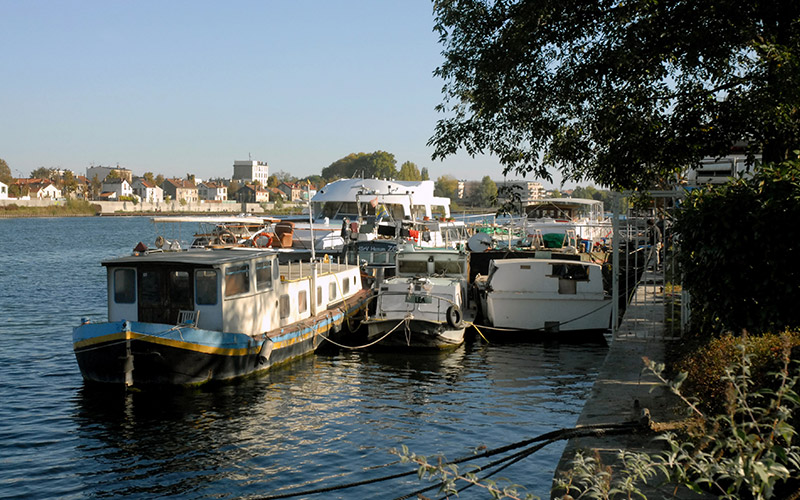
top-left (253, 233), bottom-right (272, 248)
top-left (218, 231), bottom-right (236, 245)
top-left (446, 305), bottom-right (463, 329)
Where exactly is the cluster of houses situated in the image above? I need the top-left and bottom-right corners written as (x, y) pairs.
top-left (0, 160), bottom-right (317, 204)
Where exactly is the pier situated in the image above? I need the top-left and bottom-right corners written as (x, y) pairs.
top-left (554, 268), bottom-right (713, 499)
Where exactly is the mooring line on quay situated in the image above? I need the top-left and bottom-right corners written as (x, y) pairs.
top-left (251, 420), bottom-right (652, 500)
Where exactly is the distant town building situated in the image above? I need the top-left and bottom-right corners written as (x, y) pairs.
top-left (86, 165), bottom-right (133, 183)
top-left (497, 180), bottom-right (545, 206)
top-left (234, 184), bottom-right (269, 203)
top-left (131, 179), bottom-right (164, 203)
top-left (101, 178), bottom-right (134, 199)
top-left (13, 178), bottom-right (61, 199)
top-left (161, 178), bottom-right (198, 203)
top-left (232, 160), bottom-right (269, 185)
top-left (686, 153), bottom-right (761, 186)
top-left (0, 180), bottom-right (8, 199)
top-left (198, 182), bottom-right (228, 201)
top-left (277, 182), bottom-right (305, 202)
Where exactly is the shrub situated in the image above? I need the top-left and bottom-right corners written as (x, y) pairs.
top-left (675, 157), bottom-right (800, 335)
top-left (675, 330), bottom-right (800, 416)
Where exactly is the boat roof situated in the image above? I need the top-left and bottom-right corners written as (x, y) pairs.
top-left (312, 178), bottom-right (450, 206)
top-left (151, 215), bottom-right (278, 224)
top-left (526, 197), bottom-right (601, 207)
top-left (102, 248), bottom-right (276, 267)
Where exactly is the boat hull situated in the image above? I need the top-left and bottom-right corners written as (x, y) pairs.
top-left (484, 293), bottom-right (612, 334)
top-left (73, 294), bottom-right (367, 388)
top-left (365, 318), bottom-right (465, 349)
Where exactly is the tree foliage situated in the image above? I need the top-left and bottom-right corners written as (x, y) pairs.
top-left (0, 158), bottom-right (11, 184)
top-left (434, 174), bottom-right (459, 200)
top-left (421, 167), bottom-right (430, 180)
top-left (472, 175), bottom-right (497, 206)
top-left (397, 161), bottom-right (422, 181)
top-left (321, 151), bottom-right (398, 180)
top-left (675, 158), bottom-right (800, 335)
top-left (430, 0), bottom-right (800, 190)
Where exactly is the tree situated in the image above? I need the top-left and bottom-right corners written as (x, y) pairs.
top-left (321, 151), bottom-right (398, 180)
top-left (430, 1), bottom-right (800, 190)
top-left (155, 174), bottom-right (165, 186)
top-left (434, 174), bottom-right (459, 200)
top-left (397, 161), bottom-right (422, 181)
top-left (105, 169), bottom-right (119, 181)
top-left (89, 175), bottom-right (102, 200)
top-left (474, 175), bottom-right (497, 207)
top-left (61, 171), bottom-right (78, 199)
top-left (143, 172), bottom-right (155, 184)
top-left (0, 158), bottom-right (11, 184)
top-left (420, 167), bottom-right (430, 180)
top-left (30, 167), bottom-right (53, 180)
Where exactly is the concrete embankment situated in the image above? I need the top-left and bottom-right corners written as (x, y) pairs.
top-left (554, 270), bottom-right (713, 499)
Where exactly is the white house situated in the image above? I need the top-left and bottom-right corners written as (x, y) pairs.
top-left (33, 182), bottom-right (61, 199)
top-left (0, 181), bottom-right (8, 199)
top-left (232, 160), bottom-right (269, 185)
top-left (101, 178), bottom-right (134, 200)
top-left (131, 179), bottom-right (164, 203)
top-left (198, 182), bottom-right (228, 201)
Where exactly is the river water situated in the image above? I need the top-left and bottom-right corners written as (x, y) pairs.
top-left (0, 216), bottom-right (607, 499)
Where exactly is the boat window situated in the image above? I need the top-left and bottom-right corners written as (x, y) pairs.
top-left (434, 259), bottom-right (464, 275)
top-left (225, 264), bottom-right (251, 297)
top-left (398, 259), bottom-right (429, 275)
top-left (317, 285), bottom-right (323, 305)
top-left (279, 294), bottom-right (290, 318)
top-left (170, 271), bottom-right (191, 305)
top-left (342, 277), bottom-right (350, 295)
top-left (372, 252), bottom-right (387, 264)
top-left (298, 290), bottom-right (308, 313)
top-left (329, 282), bottom-right (337, 301)
top-left (256, 261), bottom-right (272, 291)
top-left (139, 270), bottom-right (161, 305)
top-left (113, 268), bottom-right (136, 303)
top-left (549, 263), bottom-right (590, 281)
top-left (195, 269), bottom-right (218, 305)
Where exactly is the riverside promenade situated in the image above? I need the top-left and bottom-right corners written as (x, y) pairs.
top-left (554, 270), bottom-right (714, 499)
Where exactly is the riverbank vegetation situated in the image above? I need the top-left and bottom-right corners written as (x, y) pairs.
top-left (0, 199), bottom-right (99, 217)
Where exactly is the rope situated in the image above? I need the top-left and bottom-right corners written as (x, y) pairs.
top-left (251, 420), bottom-right (650, 500)
top-left (317, 316), bottom-right (409, 350)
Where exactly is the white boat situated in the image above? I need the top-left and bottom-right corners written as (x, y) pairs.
top-left (73, 247), bottom-right (368, 387)
top-left (289, 178), bottom-right (468, 251)
top-left (524, 198), bottom-right (612, 250)
top-left (475, 256), bottom-right (611, 338)
top-left (363, 247), bottom-right (474, 349)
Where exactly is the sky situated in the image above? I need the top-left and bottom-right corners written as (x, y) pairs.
top-left (1, 0), bottom-right (568, 188)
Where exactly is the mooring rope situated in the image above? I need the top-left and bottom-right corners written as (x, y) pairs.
top-left (317, 316), bottom-right (410, 350)
top-left (251, 420), bottom-right (650, 500)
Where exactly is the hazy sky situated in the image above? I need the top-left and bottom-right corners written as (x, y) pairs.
top-left (1, 0), bottom-right (567, 188)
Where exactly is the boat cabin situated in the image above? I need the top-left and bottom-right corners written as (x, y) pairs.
top-left (102, 249), bottom-right (362, 336)
top-left (395, 247), bottom-right (469, 279)
top-left (525, 198), bottom-right (604, 222)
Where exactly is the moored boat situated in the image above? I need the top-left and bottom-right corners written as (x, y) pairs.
top-left (73, 248), bottom-right (368, 387)
top-left (474, 256), bottom-right (611, 340)
top-left (362, 247), bottom-right (474, 349)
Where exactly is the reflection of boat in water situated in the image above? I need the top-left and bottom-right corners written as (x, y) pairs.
top-left (363, 247), bottom-right (474, 349)
top-left (474, 257), bottom-right (611, 341)
top-left (73, 247), bottom-right (368, 388)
